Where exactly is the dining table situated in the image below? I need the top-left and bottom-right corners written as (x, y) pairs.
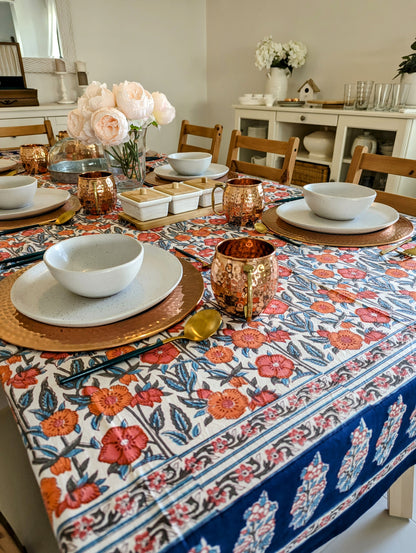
top-left (0, 149), bottom-right (416, 553)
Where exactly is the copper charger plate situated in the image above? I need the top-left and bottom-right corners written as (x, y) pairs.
top-left (0, 194), bottom-right (81, 231)
top-left (261, 207), bottom-right (414, 247)
top-left (0, 258), bottom-right (204, 352)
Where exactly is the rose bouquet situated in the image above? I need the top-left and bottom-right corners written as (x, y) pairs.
top-left (67, 81), bottom-right (175, 187)
top-left (255, 36), bottom-right (307, 74)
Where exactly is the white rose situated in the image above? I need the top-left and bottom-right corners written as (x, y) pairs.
top-left (90, 107), bottom-right (129, 146)
top-left (113, 81), bottom-right (154, 123)
top-left (151, 92), bottom-right (176, 125)
top-left (80, 81), bottom-right (115, 112)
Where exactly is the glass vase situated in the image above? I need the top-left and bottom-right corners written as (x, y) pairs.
top-left (105, 127), bottom-right (147, 192)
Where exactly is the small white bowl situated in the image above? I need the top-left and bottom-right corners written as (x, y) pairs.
top-left (167, 152), bottom-right (212, 176)
top-left (44, 234), bottom-right (144, 298)
top-left (303, 182), bottom-right (377, 220)
top-left (0, 176), bottom-right (37, 209)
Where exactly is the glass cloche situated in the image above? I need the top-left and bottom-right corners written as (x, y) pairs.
top-left (48, 135), bottom-right (109, 183)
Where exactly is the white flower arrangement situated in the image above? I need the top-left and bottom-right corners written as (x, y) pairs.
top-left (255, 36), bottom-right (307, 74)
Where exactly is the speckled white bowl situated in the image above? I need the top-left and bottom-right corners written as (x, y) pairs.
top-left (43, 234), bottom-right (144, 298)
top-left (303, 182), bottom-right (376, 220)
top-left (0, 176), bottom-right (37, 209)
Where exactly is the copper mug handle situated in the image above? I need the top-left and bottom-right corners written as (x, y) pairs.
top-left (211, 183), bottom-right (226, 215)
top-left (243, 263), bottom-right (254, 322)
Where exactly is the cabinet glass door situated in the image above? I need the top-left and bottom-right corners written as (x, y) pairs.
top-left (234, 109), bottom-right (275, 167)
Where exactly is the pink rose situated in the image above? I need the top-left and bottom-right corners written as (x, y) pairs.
top-left (81, 81), bottom-right (115, 112)
top-left (90, 107), bottom-right (129, 146)
top-left (113, 81), bottom-right (154, 123)
top-left (151, 92), bottom-right (176, 125)
top-left (67, 108), bottom-right (96, 144)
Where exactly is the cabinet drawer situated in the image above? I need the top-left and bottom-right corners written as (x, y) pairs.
top-left (276, 111), bottom-right (338, 126)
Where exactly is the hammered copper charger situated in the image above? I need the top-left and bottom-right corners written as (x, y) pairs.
top-left (261, 207), bottom-right (414, 247)
top-left (0, 258), bottom-right (204, 352)
top-left (0, 194), bottom-right (81, 231)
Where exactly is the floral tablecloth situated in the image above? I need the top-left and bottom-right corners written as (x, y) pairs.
top-left (1, 169), bottom-right (416, 553)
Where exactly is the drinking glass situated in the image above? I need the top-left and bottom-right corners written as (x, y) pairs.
top-left (390, 83), bottom-right (411, 111)
top-left (373, 83), bottom-right (392, 111)
top-left (343, 83), bottom-right (356, 109)
top-left (355, 80), bottom-right (374, 110)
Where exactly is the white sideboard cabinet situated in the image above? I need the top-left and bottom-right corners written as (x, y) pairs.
top-left (0, 104), bottom-right (73, 147)
top-left (233, 105), bottom-right (416, 197)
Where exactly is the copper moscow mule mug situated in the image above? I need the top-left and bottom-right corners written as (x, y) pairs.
top-left (77, 171), bottom-right (117, 215)
top-left (211, 237), bottom-right (278, 322)
top-left (211, 177), bottom-right (264, 226)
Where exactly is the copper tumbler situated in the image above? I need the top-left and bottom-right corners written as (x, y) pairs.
top-left (211, 237), bottom-right (278, 322)
top-left (20, 144), bottom-right (49, 174)
top-left (211, 177), bottom-right (264, 226)
top-left (77, 171), bottom-right (117, 215)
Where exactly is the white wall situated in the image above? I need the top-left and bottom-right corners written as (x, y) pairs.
top-left (67, 0), bottom-right (208, 155)
top-left (206, 0), bottom-right (416, 163)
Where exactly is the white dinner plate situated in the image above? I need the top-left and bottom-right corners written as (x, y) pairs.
top-left (0, 158), bottom-right (17, 172)
top-left (154, 163), bottom-right (229, 181)
top-left (11, 244), bottom-right (183, 327)
top-left (276, 199), bottom-right (399, 234)
top-left (0, 188), bottom-right (70, 220)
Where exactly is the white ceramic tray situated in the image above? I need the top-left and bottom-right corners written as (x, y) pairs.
top-left (0, 189), bottom-right (70, 220)
top-left (11, 244), bottom-right (183, 327)
top-left (154, 163), bottom-right (229, 181)
top-left (276, 199), bottom-right (399, 234)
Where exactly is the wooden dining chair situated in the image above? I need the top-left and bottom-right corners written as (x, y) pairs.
top-left (226, 131), bottom-right (299, 186)
top-left (177, 120), bottom-right (223, 163)
top-left (345, 145), bottom-right (416, 216)
top-left (0, 119), bottom-right (56, 147)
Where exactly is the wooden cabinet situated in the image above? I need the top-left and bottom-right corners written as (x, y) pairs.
top-left (0, 104), bottom-right (72, 147)
top-left (233, 105), bottom-right (416, 197)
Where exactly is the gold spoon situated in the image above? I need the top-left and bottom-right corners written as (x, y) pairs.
top-left (60, 309), bottom-right (223, 385)
top-left (398, 246), bottom-right (416, 258)
top-left (0, 209), bottom-right (77, 236)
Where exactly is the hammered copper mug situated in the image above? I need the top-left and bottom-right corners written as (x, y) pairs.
top-left (211, 237), bottom-right (278, 322)
top-left (77, 171), bottom-right (117, 215)
top-left (211, 177), bottom-right (264, 226)
top-left (20, 144), bottom-right (49, 174)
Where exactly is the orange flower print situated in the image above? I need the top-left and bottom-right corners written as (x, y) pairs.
top-left (106, 345), bottom-right (135, 359)
top-left (263, 298), bottom-right (288, 315)
top-left (231, 328), bottom-right (266, 349)
top-left (326, 289), bottom-right (356, 304)
top-left (0, 365), bottom-right (12, 384)
top-left (141, 342), bottom-right (179, 365)
top-left (51, 457), bottom-right (71, 475)
top-left (355, 307), bottom-right (390, 324)
top-left (99, 425), bottom-right (148, 465)
top-left (314, 253), bottom-right (338, 264)
top-left (385, 268), bottom-right (408, 278)
top-left (313, 269), bottom-right (334, 279)
top-left (119, 374), bottom-right (138, 385)
top-left (7, 355), bottom-right (22, 364)
top-left (310, 301), bottom-right (335, 314)
top-left (41, 409), bottom-right (78, 437)
top-left (56, 482), bottom-right (101, 517)
top-left (207, 389), bottom-right (248, 419)
top-left (229, 376), bottom-right (247, 388)
top-left (89, 386), bottom-right (132, 416)
top-left (9, 367), bottom-right (40, 388)
top-left (205, 346), bottom-right (233, 364)
top-left (328, 329), bottom-right (363, 350)
top-left (337, 268), bottom-right (366, 279)
top-left (256, 354), bottom-right (294, 379)
top-left (40, 477), bottom-right (61, 520)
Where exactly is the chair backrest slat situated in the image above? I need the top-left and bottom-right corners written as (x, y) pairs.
top-left (0, 120), bottom-right (55, 146)
top-left (177, 120), bottom-right (223, 163)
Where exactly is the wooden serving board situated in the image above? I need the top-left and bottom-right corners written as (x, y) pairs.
top-left (119, 205), bottom-right (220, 230)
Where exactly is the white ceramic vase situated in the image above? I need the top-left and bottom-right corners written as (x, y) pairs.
top-left (400, 72), bottom-right (416, 106)
top-left (265, 68), bottom-right (289, 101)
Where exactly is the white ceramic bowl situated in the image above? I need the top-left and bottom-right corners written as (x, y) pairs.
top-left (0, 176), bottom-right (37, 209)
top-left (44, 234), bottom-right (144, 298)
top-left (303, 182), bottom-right (377, 220)
top-left (167, 152), bottom-right (212, 176)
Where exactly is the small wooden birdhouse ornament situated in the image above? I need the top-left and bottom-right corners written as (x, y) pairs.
top-left (298, 79), bottom-right (320, 101)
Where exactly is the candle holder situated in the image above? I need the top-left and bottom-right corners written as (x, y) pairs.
top-left (56, 72), bottom-right (75, 104)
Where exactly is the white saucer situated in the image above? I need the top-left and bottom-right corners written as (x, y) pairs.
top-left (11, 244), bottom-right (183, 327)
top-left (0, 159), bottom-right (17, 172)
top-left (277, 199), bottom-right (399, 234)
top-left (0, 188), bottom-right (70, 220)
top-left (154, 163), bottom-right (229, 181)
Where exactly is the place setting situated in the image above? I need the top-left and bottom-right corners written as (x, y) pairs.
top-left (0, 233), bottom-right (205, 352)
top-left (261, 181), bottom-right (414, 247)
